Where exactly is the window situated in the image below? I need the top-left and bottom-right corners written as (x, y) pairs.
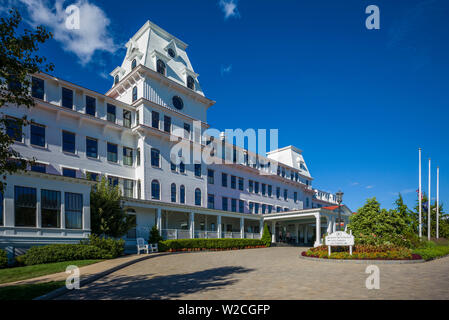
top-left (107, 104), bottom-right (116, 123)
top-left (238, 177), bottom-right (244, 191)
top-left (239, 200), bottom-right (244, 213)
top-left (206, 169), bottom-right (214, 184)
top-left (85, 96), bottom-right (96, 116)
top-left (107, 143), bottom-right (118, 163)
top-left (184, 123), bottom-right (191, 139)
top-left (207, 194), bottom-right (215, 209)
top-left (171, 183), bottom-right (177, 202)
top-left (30, 123), bottom-right (45, 147)
top-left (124, 179), bottom-right (134, 198)
top-left (262, 204), bottom-right (266, 214)
top-left (126, 209), bottom-right (137, 238)
top-left (180, 185), bottom-right (185, 203)
top-left (123, 110), bottom-right (131, 128)
top-left (168, 48), bottom-right (176, 58)
top-left (276, 187), bottom-right (280, 199)
top-left (221, 173), bottom-right (228, 187)
top-left (277, 207), bottom-right (281, 213)
top-left (306, 197), bottom-right (309, 208)
top-left (41, 189), bottom-right (60, 228)
top-left (62, 131), bottom-right (75, 154)
top-left (86, 137), bottom-right (98, 158)
top-left (8, 76), bottom-right (21, 91)
top-left (132, 86), bottom-right (137, 102)
top-left (268, 205), bottom-right (272, 214)
top-left (86, 172), bottom-right (99, 181)
top-left (231, 176), bottom-right (236, 189)
top-left (14, 186), bottom-right (36, 227)
top-left (62, 168), bottom-right (76, 178)
top-left (171, 161), bottom-right (177, 172)
top-left (254, 182), bottom-right (259, 194)
top-left (172, 96), bottom-right (184, 110)
top-left (137, 148), bottom-right (141, 166)
top-left (151, 111), bottom-right (159, 129)
top-left (123, 147), bottom-right (133, 166)
top-left (179, 161), bottom-right (185, 173)
top-left (151, 148), bottom-right (160, 167)
top-left (114, 75), bottom-right (119, 85)
top-left (268, 185), bottom-right (272, 197)
top-left (249, 180), bottom-right (253, 193)
top-left (262, 184), bottom-right (266, 196)
top-left (32, 76), bottom-right (44, 99)
top-left (131, 59), bottom-right (137, 70)
top-left (231, 198), bottom-right (237, 212)
top-left (163, 115), bottom-right (171, 133)
top-left (284, 189), bottom-right (288, 201)
top-left (6, 118), bottom-right (22, 142)
top-left (156, 59), bottom-right (166, 75)
top-left (222, 197), bottom-right (228, 211)
top-left (61, 87), bottom-right (73, 109)
top-left (65, 192), bottom-right (83, 229)
top-left (194, 164), bottom-right (201, 177)
top-left (151, 180), bottom-right (160, 200)
top-left (137, 180), bottom-right (141, 199)
top-left (254, 203), bottom-right (259, 214)
top-left (294, 192), bottom-right (298, 203)
top-left (31, 163), bottom-right (46, 173)
top-left (187, 75), bottom-right (195, 90)
top-left (249, 202), bottom-right (253, 213)
top-left (195, 188), bottom-right (201, 206)
top-left (108, 176), bottom-right (119, 187)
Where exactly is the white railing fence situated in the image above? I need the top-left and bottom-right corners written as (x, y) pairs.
top-left (161, 229), bottom-right (260, 240)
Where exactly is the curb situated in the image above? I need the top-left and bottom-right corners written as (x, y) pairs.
top-left (33, 253), bottom-right (168, 300)
top-left (298, 254), bottom-right (426, 264)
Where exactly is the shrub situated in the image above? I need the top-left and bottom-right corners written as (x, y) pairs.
top-left (0, 249), bottom-right (8, 268)
top-left (159, 238), bottom-right (266, 252)
top-left (261, 224), bottom-right (272, 247)
top-left (412, 244), bottom-right (449, 261)
top-left (23, 244), bottom-right (110, 265)
top-left (149, 225), bottom-right (163, 244)
top-left (81, 234), bottom-right (124, 258)
top-left (304, 244), bottom-right (415, 260)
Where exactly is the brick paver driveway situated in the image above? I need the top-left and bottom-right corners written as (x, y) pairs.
top-left (58, 247), bottom-right (449, 300)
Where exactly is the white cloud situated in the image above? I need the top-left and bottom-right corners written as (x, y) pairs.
top-left (220, 64), bottom-right (232, 76)
top-left (17, 0), bottom-right (118, 65)
top-left (366, 185), bottom-right (374, 189)
top-left (219, 0), bottom-right (240, 20)
top-left (350, 182), bottom-right (359, 186)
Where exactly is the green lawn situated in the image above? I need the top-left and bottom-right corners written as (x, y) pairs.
top-left (0, 281), bottom-right (65, 300)
top-left (412, 243), bottom-right (449, 261)
top-left (0, 259), bottom-right (102, 284)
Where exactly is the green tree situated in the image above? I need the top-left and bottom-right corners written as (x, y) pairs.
top-left (149, 225), bottom-right (163, 244)
top-left (90, 176), bottom-right (135, 238)
top-left (410, 192), bottom-right (448, 238)
top-left (0, 8), bottom-right (54, 191)
top-left (261, 223), bottom-right (272, 247)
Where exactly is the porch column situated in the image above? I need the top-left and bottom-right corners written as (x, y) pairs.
top-left (332, 216), bottom-right (336, 233)
top-left (259, 218), bottom-right (264, 238)
top-left (295, 223), bottom-right (299, 244)
top-left (327, 216), bottom-right (332, 234)
top-left (304, 225), bottom-right (308, 245)
top-left (189, 212), bottom-right (195, 238)
top-left (314, 214), bottom-right (321, 247)
top-left (240, 217), bottom-right (244, 238)
top-left (271, 221), bottom-right (276, 243)
top-left (36, 190), bottom-right (41, 229)
top-left (156, 208), bottom-right (162, 234)
top-left (217, 215), bottom-right (222, 238)
top-left (60, 192), bottom-right (66, 229)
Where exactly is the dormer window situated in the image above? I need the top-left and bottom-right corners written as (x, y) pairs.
top-left (157, 59), bottom-right (166, 75)
top-left (114, 75), bottom-right (119, 85)
top-left (131, 59), bottom-right (137, 70)
top-left (187, 75), bottom-right (195, 90)
top-left (168, 48), bottom-right (175, 58)
top-left (132, 86), bottom-right (138, 102)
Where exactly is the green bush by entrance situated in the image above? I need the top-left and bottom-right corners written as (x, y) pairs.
top-left (159, 238), bottom-right (266, 252)
top-left (261, 224), bottom-right (272, 247)
top-left (0, 249), bottom-right (7, 268)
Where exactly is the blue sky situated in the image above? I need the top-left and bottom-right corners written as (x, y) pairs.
top-left (4, 0), bottom-right (449, 212)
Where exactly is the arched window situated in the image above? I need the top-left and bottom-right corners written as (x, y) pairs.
top-left (131, 59), bottom-right (137, 70)
top-left (187, 75), bottom-right (195, 90)
top-left (132, 86), bottom-right (137, 102)
top-left (156, 59), bottom-right (166, 75)
top-left (114, 75), bottom-right (119, 85)
top-left (195, 188), bottom-right (201, 206)
top-left (171, 183), bottom-right (176, 203)
top-left (180, 185), bottom-right (185, 204)
top-left (151, 180), bottom-right (160, 200)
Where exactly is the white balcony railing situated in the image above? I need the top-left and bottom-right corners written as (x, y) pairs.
top-left (162, 229), bottom-right (261, 240)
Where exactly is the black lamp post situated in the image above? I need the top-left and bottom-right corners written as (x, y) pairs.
top-left (336, 190), bottom-right (344, 231)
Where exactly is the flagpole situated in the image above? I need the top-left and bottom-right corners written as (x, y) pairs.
top-left (428, 158), bottom-right (431, 241)
top-left (419, 148), bottom-right (422, 238)
top-left (437, 166), bottom-right (439, 239)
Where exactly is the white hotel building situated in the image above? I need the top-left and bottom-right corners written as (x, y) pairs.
top-left (0, 21), bottom-right (351, 254)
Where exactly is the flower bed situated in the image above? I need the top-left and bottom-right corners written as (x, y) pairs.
top-left (159, 238), bottom-right (266, 252)
top-left (302, 245), bottom-right (422, 260)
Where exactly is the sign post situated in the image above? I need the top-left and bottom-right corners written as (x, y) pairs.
top-left (325, 230), bottom-right (354, 256)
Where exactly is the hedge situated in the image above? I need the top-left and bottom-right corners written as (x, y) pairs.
top-left (159, 238), bottom-right (266, 252)
top-left (22, 244), bottom-right (111, 266)
top-left (412, 244), bottom-right (449, 261)
top-left (0, 249), bottom-right (7, 268)
top-left (303, 244), bottom-right (418, 260)
top-left (80, 235), bottom-right (125, 258)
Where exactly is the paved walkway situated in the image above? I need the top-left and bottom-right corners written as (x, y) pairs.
top-left (0, 254), bottom-right (161, 287)
top-left (57, 247), bottom-right (449, 300)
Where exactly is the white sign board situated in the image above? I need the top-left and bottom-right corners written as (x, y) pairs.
top-left (325, 231), bottom-right (354, 255)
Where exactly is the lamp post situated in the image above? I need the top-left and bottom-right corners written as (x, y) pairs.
top-left (336, 190), bottom-right (344, 231)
